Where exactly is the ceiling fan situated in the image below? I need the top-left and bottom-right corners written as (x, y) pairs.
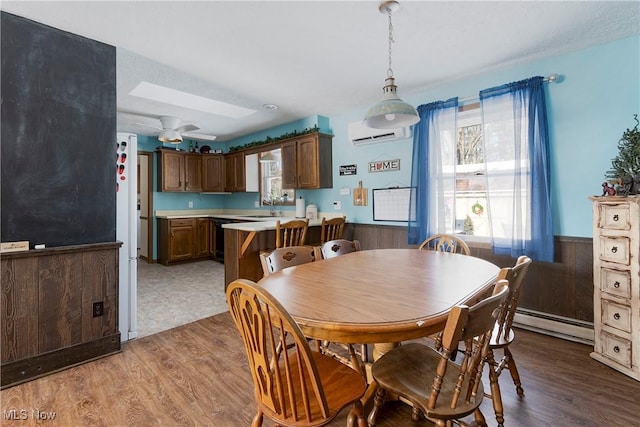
top-left (137, 116), bottom-right (217, 143)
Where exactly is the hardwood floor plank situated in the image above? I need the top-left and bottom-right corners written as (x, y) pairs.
top-left (1, 312), bottom-right (639, 427)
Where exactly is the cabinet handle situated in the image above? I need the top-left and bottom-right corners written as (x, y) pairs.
top-left (613, 345), bottom-right (620, 353)
top-left (613, 214), bottom-right (619, 221)
top-left (611, 246), bottom-right (618, 253)
top-left (613, 281), bottom-right (620, 288)
top-left (613, 313), bottom-right (621, 320)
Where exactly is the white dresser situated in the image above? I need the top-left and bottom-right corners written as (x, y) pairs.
top-left (590, 196), bottom-right (640, 380)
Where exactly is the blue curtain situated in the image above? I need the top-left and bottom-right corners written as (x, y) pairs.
top-left (408, 98), bottom-right (458, 244)
top-left (480, 76), bottom-right (554, 262)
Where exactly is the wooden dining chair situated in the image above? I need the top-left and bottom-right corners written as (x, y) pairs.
top-left (484, 255), bottom-right (532, 427)
top-left (367, 279), bottom-right (510, 427)
top-left (320, 216), bottom-right (346, 244)
top-left (418, 233), bottom-right (471, 255)
top-left (317, 239), bottom-right (361, 260)
top-left (275, 218), bottom-right (309, 249)
top-left (260, 245), bottom-right (316, 277)
top-left (226, 279), bottom-right (368, 427)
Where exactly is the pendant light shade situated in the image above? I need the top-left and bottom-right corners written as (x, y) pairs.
top-left (364, 1), bottom-right (419, 129)
top-left (364, 76), bottom-right (419, 129)
top-left (259, 152), bottom-right (277, 163)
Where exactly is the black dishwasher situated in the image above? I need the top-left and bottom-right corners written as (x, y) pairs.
top-left (214, 218), bottom-right (233, 262)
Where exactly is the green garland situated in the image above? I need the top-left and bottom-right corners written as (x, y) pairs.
top-left (228, 126), bottom-right (320, 152)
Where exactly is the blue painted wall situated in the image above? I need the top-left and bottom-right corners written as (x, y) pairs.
top-left (141, 35), bottom-right (639, 240)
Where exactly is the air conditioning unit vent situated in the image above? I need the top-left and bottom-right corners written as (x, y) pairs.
top-left (348, 121), bottom-right (411, 145)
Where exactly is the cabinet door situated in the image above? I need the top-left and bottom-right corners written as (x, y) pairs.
top-left (297, 135), bottom-right (319, 188)
top-left (195, 218), bottom-right (210, 258)
top-left (169, 224), bottom-right (194, 261)
top-left (203, 155), bottom-right (225, 192)
top-left (281, 140), bottom-right (297, 188)
top-left (224, 153), bottom-right (245, 192)
top-left (160, 151), bottom-right (184, 192)
top-left (184, 154), bottom-right (202, 192)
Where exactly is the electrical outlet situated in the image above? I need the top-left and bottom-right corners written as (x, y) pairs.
top-left (188, 201), bottom-right (193, 208)
top-left (254, 200), bottom-right (260, 207)
top-left (93, 301), bottom-right (104, 317)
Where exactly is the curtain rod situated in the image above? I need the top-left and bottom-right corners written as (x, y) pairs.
top-left (458, 73), bottom-right (559, 104)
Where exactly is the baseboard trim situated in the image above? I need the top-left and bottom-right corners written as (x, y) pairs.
top-left (514, 309), bottom-right (594, 345)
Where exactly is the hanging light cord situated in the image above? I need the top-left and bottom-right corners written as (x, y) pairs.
top-left (387, 7), bottom-right (395, 79)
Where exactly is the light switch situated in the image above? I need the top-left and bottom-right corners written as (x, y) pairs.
top-left (333, 201), bottom-right (342, 210)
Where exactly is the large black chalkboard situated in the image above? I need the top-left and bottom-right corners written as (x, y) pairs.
top-left (1, 12), bottom-right (117, 248)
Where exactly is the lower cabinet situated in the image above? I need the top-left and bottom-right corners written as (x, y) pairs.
top-left (158, 218), bottom-right (211, 265)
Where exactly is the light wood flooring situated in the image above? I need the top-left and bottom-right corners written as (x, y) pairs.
top-left (2, 311), bottom-right (639, 426)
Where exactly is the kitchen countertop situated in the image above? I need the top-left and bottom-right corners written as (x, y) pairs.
top-left (154, 209), bottom-right (333, 231)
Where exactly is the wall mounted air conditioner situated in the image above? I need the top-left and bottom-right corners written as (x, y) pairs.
top-left (348, 121), bottom-right (412, 145)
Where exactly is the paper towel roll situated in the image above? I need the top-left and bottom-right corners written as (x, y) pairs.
top-left (295, 197), bottom-right (306, 218)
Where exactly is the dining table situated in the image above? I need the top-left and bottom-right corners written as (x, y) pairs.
top-left (257, 248), bottom-right (501, 426)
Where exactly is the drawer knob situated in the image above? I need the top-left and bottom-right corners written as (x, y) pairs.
top-left (613, 214), bottom-right (619, 221)
top-left (614, 345), bottom-right (620, 353)
top-left (611, 246), bottom-right (618, 253)
top-left (614, 281), bottom-right (620, 288)
top-left (614, 313), bottom-right (621, 320)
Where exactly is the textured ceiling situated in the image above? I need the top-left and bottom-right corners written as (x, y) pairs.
top-left (2, 1), bottom-right (639, 142)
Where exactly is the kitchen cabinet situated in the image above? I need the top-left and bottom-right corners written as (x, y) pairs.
top-left (590, 196), bottom-right (640, 381)
top-left (202, 154), bottom-right (225, 192)
top-left (158, 217), bottom-right (214, 265)
top-left (224, 152), bottom-right (245, 192)
top-left (281, 133), bottom-right (333, 189)
top-left (157, 150), bottom-right (202, 192)
top-left (195, 218), bottom-right (210, 258)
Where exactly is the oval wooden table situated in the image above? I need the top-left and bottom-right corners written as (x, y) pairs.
top-left (257, 248), bottom-right (500, 426)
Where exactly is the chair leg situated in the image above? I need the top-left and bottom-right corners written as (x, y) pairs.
top-left (504, 347), bottom-right (525, 397)
top-left (486, 349), bottom-right (505, 427)
top-left (367, 386), bottom-right (387, 426)
top-left (251, 409), bottom-right (263, 427)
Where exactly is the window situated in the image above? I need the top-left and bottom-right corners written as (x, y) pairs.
top-left (259, 148), bottom-right (295, 207)
top-left (450, 105), bottom-right (529, 239)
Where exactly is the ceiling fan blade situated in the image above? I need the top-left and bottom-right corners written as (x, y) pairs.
top-left (182, 132), bottom-right (217, 142)
top-left (134, 122), bottom-right (162, 130)
top-left (176, 124), bottom-right (200, 133)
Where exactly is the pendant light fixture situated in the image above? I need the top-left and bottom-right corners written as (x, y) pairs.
top-left (363, 0), bottom-right (419, 129)
top-left (259, 152), bottom-right (277, 163)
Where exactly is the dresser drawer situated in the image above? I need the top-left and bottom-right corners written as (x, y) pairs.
top-left (598, 236), bottom-right (630, 265)
top-left (597, 203), bottom-right (631, 230)
top-left (601, 299), bottom-right (632, 333)
top-left (600, 268), bottom-right (631, 298)
top-left (599, 331), bottom-right (632, 368)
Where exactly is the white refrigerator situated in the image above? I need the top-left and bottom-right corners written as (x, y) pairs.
top-left (116, 132), bottom-right (138, 341)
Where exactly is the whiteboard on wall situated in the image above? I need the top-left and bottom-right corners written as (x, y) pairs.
top-left (372, 187), bottom-right (416, 222)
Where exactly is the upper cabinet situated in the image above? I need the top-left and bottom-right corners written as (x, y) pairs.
top-left (281, 133), bottom-right (333, 189)
top-left (202, 154), bottom-right (225, 192)
top-left (158, 150), bottom-right (202, 192)
top-left (224, 152), bottom-right (245, 192)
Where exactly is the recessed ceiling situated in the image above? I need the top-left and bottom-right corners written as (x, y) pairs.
top-left (2, 1), bottom-right (639, 142)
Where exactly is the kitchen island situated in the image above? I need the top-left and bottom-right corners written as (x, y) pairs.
top-left (222, 218), bottom-right (324, 287)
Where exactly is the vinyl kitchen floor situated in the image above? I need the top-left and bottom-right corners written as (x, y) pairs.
top-left (136, 259), bottom-right (228, 338)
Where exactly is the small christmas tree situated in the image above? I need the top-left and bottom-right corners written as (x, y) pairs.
top-left (605, 115), bottom-right (640, 195)
top-left (463, 215), bottom-right (474, 235)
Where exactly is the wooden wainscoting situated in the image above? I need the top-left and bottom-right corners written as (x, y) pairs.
top-left (1, 242), bottom-right (122, 389)
top-left (349, 223), bottom-right (594, 342)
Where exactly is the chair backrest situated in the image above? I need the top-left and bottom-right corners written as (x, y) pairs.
top-left (418, 234), bottom-right (471, 255)
top-left (428, 279), bottom-right (509, 410)
top-left (318, 239), bottom-right (361, 259)
top-left (320, 216), bottom-right (345, 244)
top-left (226, 279), bottom-right (332, 424)
top-left (260, 245), bottom-right (316, 277)
top-left (493, 256), bottom-right (532, 345)
top-left (275, 219), bottom-right (309, 249)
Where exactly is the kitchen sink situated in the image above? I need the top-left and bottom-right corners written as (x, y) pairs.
top-left (242, 215), bottom-right (277, 218)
